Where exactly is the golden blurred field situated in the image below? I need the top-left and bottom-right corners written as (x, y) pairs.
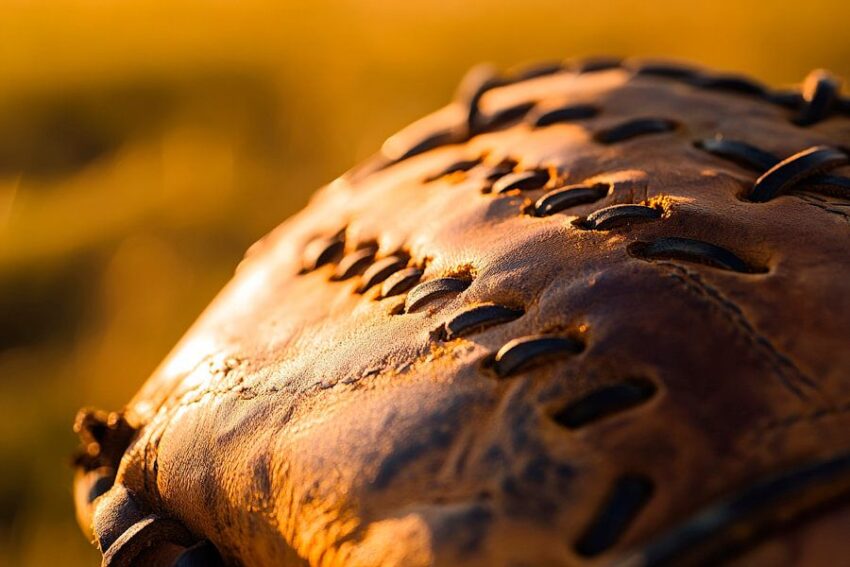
top-left (1, 0), bottom-right (849, 565)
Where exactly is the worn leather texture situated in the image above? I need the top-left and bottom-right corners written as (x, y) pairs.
top-left (73, 59), bottom-right (850, 566)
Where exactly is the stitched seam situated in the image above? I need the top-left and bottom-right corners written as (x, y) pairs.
top-left (752, 401), bottom-right (850, 442)
top-left (143, 341), bottom-right (446, 493)
top-left (660, 261), bottom-right (819, 399)
top-left (800, 197), bottom-right (850, 223)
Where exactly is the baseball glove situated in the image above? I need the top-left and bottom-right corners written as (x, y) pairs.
top-left (73, 58), bottom-right (850, 566)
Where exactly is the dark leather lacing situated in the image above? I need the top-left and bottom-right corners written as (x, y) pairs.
top-left (378, 59), bottom-right (849, 172)
top-left (695, 137), bottom-right (850, 202)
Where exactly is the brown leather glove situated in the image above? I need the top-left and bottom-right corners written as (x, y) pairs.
top-left (73, 58), bottom-right (850, 566)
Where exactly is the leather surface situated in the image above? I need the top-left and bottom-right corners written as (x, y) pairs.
top-left (74, 60), bottom-right (850, 566)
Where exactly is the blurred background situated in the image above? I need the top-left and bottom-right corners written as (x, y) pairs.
top-left (1, 0), bottom-right (849, 564)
